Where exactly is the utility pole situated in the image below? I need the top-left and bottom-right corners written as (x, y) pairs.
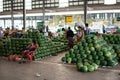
top-left (43, 0), bottom-right (45, 24)
top-left (23, 0), bottom-right (26, 29)
top-left (84, 0), bottom-right (88, 24)
top-left (42, 0), bottom-right (45, 32)
top-left (11, 0), bottom-right (14, 29)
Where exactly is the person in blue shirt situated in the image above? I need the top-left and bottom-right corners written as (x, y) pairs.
top-left (0, 27), bottom-right (2, 38)
top-left (85, 23), bottom-right (90, 35)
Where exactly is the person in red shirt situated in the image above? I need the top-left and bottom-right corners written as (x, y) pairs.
top-left (21, 40), bottom-right (38, 61)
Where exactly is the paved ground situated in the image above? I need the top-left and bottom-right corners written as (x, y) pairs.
top-left (0, 52), bottom-right (120, 80)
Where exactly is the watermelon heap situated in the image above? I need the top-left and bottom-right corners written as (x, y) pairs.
top-left (112, 44), bottom-right (120, 61)
top-left (0, 30), bottom-right (68, 58)
top-left (11, 38), bottom-right (32, 54)
top-left (61, 35), bottom-right (118, 72)
top-left (52, 36), bottom-right (68, 46)
top-left (0, 38), bottom-right (32, 56)
top-left (102, 34), bottom-right (120, 44)
top-left (0, 38), bottom-right (11, 56)
top-left (24, 30), bottom-right (68, 59)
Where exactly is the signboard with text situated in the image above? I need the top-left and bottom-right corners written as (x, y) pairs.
top-left (65, 16), bottom-right (72, 23)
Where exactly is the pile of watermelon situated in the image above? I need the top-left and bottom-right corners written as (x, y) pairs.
top-left (102, 34), bottom-right (120, 44)
top-left (0, 38), bottom-right (32, 56)
top-left (0, 38), bottom-right (11, 56)
top-left (11, 38), bottom-right (32, 54)
top-left (0, 30), bottom-right (68, 59)
top-left (52, 36), bottom-right (68, 46)
top-left (112, 44), bottom-right (120, 61)
top-left (62, 35), bottom-right (118, 72)
top-left (24, 30), bottom-right (68, 59)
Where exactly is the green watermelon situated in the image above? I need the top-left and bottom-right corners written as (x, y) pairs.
top-left (67, 57), bottom-right (72, 63)
top-left (104, 51), bottom-right (112, 57)
top-left (81, 53), bottom-right (87, 59)
top-left (72, 58), bottom-right (77, 63)
top-left (84, 47), bottom-right (89, 51)
top-left (92, 63), bottom-right (98, 70)
top-left (76, 54), bottom-right (81, 59)
top-left (95, 60), bottom-right (100, 65)
top-left (81, 66), bottom-right (88, 72)
top-left (89, 43), bottom-right (93, 47)
top-left (61, 57), bottom-right (66, 63)
top-left (94, 44), bottom-right (100, 49)
top-left (65, 52), bottom-right (70, 58)
top-left (87, 55), bottom-right (93, 60)
top-left (76, 62), bottom-right (83, 70)
top-left (88, 65), bottom-right (95, 72)
top-left (84, 62), bottom-right (90, 67)
top-left (107, 60), bottom-right (118, 67)
top-left (98, 52), bottom-right (103, 56)
top-left (90, 47), bottom-right (95, 51)
top-left (70, 53), bottom-right (75, 58)
top-left (86, 50), bottom-right (91, 54)
top-left (93, 55), bottom-right (99, 60)
top-left (100, 60), bottom-right (107, 66)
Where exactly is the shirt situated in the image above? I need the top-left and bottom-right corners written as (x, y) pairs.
top-left (77, 31), bottom-right (82, 38)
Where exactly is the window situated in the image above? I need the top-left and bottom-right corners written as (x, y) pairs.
top-left (88, 1), bottom-right (93, 4)
top-left (117, 0), bottom-right (120, 2)
top-left (26, 0), bottom-right (32, 10)
top-left (0, 0), bottom-right (3, 12)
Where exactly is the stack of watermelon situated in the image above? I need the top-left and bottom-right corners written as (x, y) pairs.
top-left (0, 38), bottom-right (32, 56)
top-left (102, 34), bottom-right (120, 44)
top-left (62, 35), bottom-right (118, 72)
top-left (0, 38), bottom-right (11, 56)
top-left (102, 34), bottom-right (120, 60)
top-left (11, 38), bottom-right (32, 55)
top-left (24, 30), bottom-right (68, 59)
top-left (52, 36), bottom-right (68, 45)
top-left (112, 44), bottom-right (120, 61)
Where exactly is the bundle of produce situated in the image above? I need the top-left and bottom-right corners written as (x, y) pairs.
top-left (61, 35), bottom-right (118, 72)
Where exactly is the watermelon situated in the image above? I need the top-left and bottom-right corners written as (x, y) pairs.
top-left (65, 53), bottom-right (70, 58)
top-left (76, 54), bottom-right (81, 59)
top-left (94, 44), bottom-right (100, 49)
top-left (98, 52), bottom-right (103, 56)
top-left (84, 62), bottom-right (90, 66)
top-left (81, 66), bottom-right (88, 72)
top-left (100, 60), bottom-right (107, 66)
top-left (107, 60), bottom-right (118, 67)
top-left (89, 43), bottom-right (93, 47)
top-left (85, 50), bottom-right (90, 55)
top-left (84, 47), bottom-right (89, 51)
top-left (72, 58), bottom-right (77, 63)
top-left (76, 62), bottom-right (83, 70)
top-left (104, 51), bottom-right (112, 57)
top-left (95, 60), bottom-right (100, 65)
top-left (87, 55), bottom-right (93, 60)
top-left (93, 55), bottom-right (99, 60)
top-left (92, 63), bottom-right (98, 70)
top-left (90, 47), bottom-right (95, 51)
top-left (61, 57), bottom-right (66, 63)
top-left (70, 53), bottom-right (75, 58)
top-left (88, 65), bottom-right (95, 72)
top-left (67, 57), bottom-right (72, 64)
